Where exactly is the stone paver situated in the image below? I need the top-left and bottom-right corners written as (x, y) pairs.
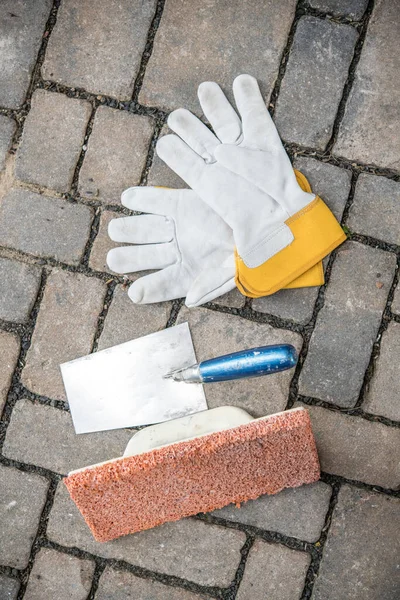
top-left (42, 0), bottom-right (157, 99)
top-left (140, 0), bottom-right (298, 112)
top-left (275, 17), bottom-right (357, 149)
top-left (213, 482), bottom-right (331, 543)
top-left (0, 0), bottom-right (51, 108)
top-left (15, 90), bottom-right (91, 192)
top-left (392, 282), bottom-right (400, 315)
top-left (47, 483), bottom-right (246, 587)
top-left (308, 0), bottom-right (368, 19)
top-left (296, 403), bottom-right (400, 489)
top-left (21, 269), bottom-right (106, 400)
top-left (78, 108), bottom-right (154, 204)
top-left (335, 1), bottom-right (400, 169)
top-left (0, 115), bottom-right (15, 171)
top-left (96, 567), bottom-right (209, 600)
top-left (293, 158), bottom-right (352, 222)
top-left (0, 464), bottom-right (48, 568)
top-left (0, 257), bottom-right (41, 323)
top-left (254, 158), bottom-right (351, 323)
top-left (348, 173), bottom-right (400, 245)
top-left (0, 575), bottom-right (20, 600)
top-left (299, 242), bottom-right (396, 406)
top-left (0, 189), bottom-right (93, 264)
top-left (98, 285), bottom-right (170, 350)
top-left (3, 399), bottom-right (134, 474)
top-left (176, 306), bottom-right (302, 417)
top-left (25, 548), bottom-right (95, 600)
top-left (0, 330), bottom-right (20, 415)
top-left (237, 539), bottom-right (310, 600)
top-left (363, 321), bottom-right (400, 421)
top-left (313, 485), bottom-right (400, 599)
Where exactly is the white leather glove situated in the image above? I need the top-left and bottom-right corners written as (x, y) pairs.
top-left (106, 187), bottom-right (236, 306)
top-left (157, 74), bottom-right (345, 297)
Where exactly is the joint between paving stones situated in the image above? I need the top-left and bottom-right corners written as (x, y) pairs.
top-left (268, 0), bottom-right (305, 118)
top-left (9, 0), bottom-right (62, 153)
top-left (300, 480), bottom-right (341, 599)
top-left (91, 281), bottom-right (118, 353)
top-left (222, 535), bottom-right (255, 600)
top-left (131, 0), bottom-right (167, 105)
top-left (39, 539), bottom-right (224, 600)
top-left (324, 0), bottom-right (376, 154)
top-left (301, 3), bottom-right (366, 27)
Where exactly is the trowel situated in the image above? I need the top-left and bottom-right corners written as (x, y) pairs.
top-left (61, 322), bottom-right (297, 435)
top-left (61, 322), bottom-right (207, 434)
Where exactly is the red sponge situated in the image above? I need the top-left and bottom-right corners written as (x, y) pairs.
top-left (65, 407), bottom-right (319, 542)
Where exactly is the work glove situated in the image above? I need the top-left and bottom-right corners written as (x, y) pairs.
top-left (106, 186), bottom-right (236, 306)
top-left (107, 169), bottom-right (319, 306)
top-left (157, 74), bottom-right (345, 297)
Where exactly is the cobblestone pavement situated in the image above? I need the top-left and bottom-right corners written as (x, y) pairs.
top-left (0, 1), bottom-right (399, 599)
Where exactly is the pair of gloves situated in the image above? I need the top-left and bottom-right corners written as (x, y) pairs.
top-left (107, 75), bottom-right (345, 307)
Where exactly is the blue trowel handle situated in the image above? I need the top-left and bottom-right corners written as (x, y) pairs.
top-left (198, 344), bottom-right (297, 383)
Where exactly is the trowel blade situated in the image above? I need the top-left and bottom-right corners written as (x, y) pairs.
top-left (60, 322), bottom-right (207, 434)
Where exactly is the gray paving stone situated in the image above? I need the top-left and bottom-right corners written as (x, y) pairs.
top-left (0, 0), bottom-right (52, 108)
top-left (0, 464), bottom-right (48, 568)
top-left (0, 189), bottom-right (93, 265)
top-left (3, 399), bottom-right (134, 475)
top-left (0, 115), bottom-right (15, 171)
top-left (47, 483), bottom-right (246, 587)
top-left (0, 574), bottom-right (20, 600)
top-left (0, 257), bottom-right (41, 323)
top-left (275, 17), bottom-right (357, 150)
top-left (312, 485), bottom-right (400, 599)
top-left (25, 548), bottom-right (95, 600)
top-left (237, 539), bottom-right (310, 600)
top-left (363, 322), bottom-right (400, 422)
top-left (334, 1), bottom-right (400, 169)
top-left (98, 285), bottom-right (170, 350)
top-left (295, 403), bottom-right (400, 489)
top-left (348, 173), bottom-right (400, 245)
top-left (140, 0), bottom-right (298, 112)
top-left (0, 330), bottom-right (20, 415)
top-left (21, 269), bottom-right (106, 400)
top-left (42, 0), bottom-right (157, 98)
top-left (308, 0), bottom-right (368, 19)
top-left (78, 108), bottom-right (154, 204)
top-left (299, 242), bottom-right (396, 406)
top-left (392, 282), bottom-right (400, 315)
top-left (213, 482), bottom-right (331, 543)
top-left (212, 287), bottom-right (246, 309)
top-left (176, 306), bottom-right (301, 417)
top-left (254, 157), bottom-right (352, 323)
top-left (15, 90), bottom-right (91, 192)
top-left (96, 567), bottom-right (209, 600)
top-left (293, 157), bottom-right (352, 222)
top-left (253, 285), bottom-right (321, 326)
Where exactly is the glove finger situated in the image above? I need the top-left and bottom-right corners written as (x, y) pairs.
top-left (232, 74), bottom-right (280, 149)
top-left (186, 259), bottom-right (236, 308)
top-left (121, 186), bottom-right (187, 214)
top-left (108, 214), bottom-right (174, 244)
top-left (128, 265), bottom-right (188, 303)
top-left (106, 242), bottom-right (178, 274)
top-left (198, 81), bottom-right (242, 144)
top-left (156, 134), bottom-right (207, 190)
top-left (167, 108), bottom-right (220, 162)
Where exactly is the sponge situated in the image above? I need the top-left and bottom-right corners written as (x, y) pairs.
top-left (65, 407), bottom-right (319, 542)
